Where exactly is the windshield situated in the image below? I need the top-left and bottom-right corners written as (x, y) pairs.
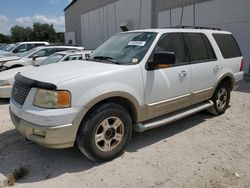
top-left (38, 53), bottom-right (65, 66)
top-left (5, 44), bottom-right (17, 52)
top-left (89, 32), bottom-right (157, 64)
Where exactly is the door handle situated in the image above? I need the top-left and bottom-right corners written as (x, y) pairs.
top-left (179, 71), bottom-right (188, 77)
top-left (214, 65), bottom-right (219, 71)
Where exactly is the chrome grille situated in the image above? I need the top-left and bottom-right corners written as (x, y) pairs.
top-left (11, 80), bottom-right (32, 106)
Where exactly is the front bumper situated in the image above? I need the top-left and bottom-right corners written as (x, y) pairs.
top-left (0, 85), bottom-right (12, 98)
top-left (10, 99), bottom-right (83, 149)
top-left (10, 110), bottom-right (76, 148)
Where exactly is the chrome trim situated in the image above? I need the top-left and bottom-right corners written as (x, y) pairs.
top-left (148, 94), bottom-right (191, 106)
top-left (192, 87), bottom-right (213, 95)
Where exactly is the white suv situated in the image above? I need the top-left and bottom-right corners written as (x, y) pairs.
top-left (9, 27), bottom-right (244, 162)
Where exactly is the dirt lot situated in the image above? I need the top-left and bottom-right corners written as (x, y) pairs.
top-left (0, 81), bottom-right (249, 188)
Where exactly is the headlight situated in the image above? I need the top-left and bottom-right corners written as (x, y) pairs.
top-left (33, 89), bottom-right (71, 109)
top-left (0, 80), bottom-right (11, 86)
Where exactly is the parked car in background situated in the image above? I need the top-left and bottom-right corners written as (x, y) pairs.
top-left (0, 50), bottom-right (91, 98)
top-left (0, 46), bottom-right (84, 71)
top-left (0, 41), bottom-right (49, 56)
top-left (0, 43), bottom-right (7, 49)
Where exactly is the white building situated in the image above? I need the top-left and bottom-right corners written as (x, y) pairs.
top-left (64, 0), bottom-right (250, 73)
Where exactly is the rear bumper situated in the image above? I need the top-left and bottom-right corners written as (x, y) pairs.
top-left (0, 85), bottom-right (12, 98)
top-left (233, 71), bottom-right (244, 90)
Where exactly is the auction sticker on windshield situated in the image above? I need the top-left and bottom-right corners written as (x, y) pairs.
top-left (127, 41), bottom-right (146, 47)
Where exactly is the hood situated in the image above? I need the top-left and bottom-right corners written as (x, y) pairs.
top-left (0, 50), bottom-right (13, 55)
top-left (20, 60), bottom-right (128, 85)
top-left (0, 55), bottom-right (21, 62)
top-left (0, 66), bottom-right (33, 82)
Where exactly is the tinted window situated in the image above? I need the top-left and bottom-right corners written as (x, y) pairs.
top-left (27, 44), bottom-right (35, 50)
top-left (32, 48), bottom-right (54, 57)
top-left (184, 33), bottom-right (215, 62)
top-left (202, 34), bottom-right (217, 60)
top-left (154, 33), bottom-right (186, 63)
top-left (213, 34), bottom-right (242, 59)
top-left (35, 43), bottom-right (46, 47)
top-left (53, 48), bottom-right (71, 53)
top-left (64, 54), bottom-right (83, 61)
top-left (13, 44), bottom-right (28, 53)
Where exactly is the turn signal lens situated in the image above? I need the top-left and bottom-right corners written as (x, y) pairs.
top-left (57, 91), bottom-right (71, 108)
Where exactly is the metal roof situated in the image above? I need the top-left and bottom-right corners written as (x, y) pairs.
top-left (64, 0), bottom-right (77, 11)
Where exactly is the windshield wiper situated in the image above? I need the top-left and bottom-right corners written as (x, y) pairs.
top-left (93, 56), bottom-right (120, 64)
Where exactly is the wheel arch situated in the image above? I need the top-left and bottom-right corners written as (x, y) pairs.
top-left (72, 91), bottom-right (142, 138)
top-left (213, 73), bottom-right (235, 94)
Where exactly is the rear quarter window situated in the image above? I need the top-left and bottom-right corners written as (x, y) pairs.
top-left (213, 34), bottom-right (242, 59)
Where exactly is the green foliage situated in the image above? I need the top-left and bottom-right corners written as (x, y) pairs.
top-left (0, 23), bottom-right (64, 43)
top-left (11, 26), bottom-right (32, 42)
top-left (0, 34), bottom-right (11, 43)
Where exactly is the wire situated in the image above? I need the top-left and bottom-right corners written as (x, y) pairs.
top-left (138, 0), bottom-right (142, 29)
top-left (113, 0), bottom-right (117, 32)
top-left (193, 2), bottom-right (196, 27)
top-left (180, 4), bottom-right (184, 26)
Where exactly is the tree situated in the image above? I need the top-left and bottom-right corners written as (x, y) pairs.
top-left (55, 32), bottom-right (65, 44)
top-left (7, 23), bottom-right (64, 43)
top-left (0, 34), bottom-right (10, 43)
top-left (32, 23), bottom-right (56, 42)
top-left (10, 26), bottom-right (32, 42)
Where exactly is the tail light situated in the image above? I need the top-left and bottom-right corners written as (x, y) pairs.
top-left (240, 58), bottom-right (244, 72)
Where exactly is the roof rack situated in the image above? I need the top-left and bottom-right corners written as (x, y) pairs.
top-left (164, 26), bottom-right (221, 31)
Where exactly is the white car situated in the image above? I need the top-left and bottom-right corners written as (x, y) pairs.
top-left (0, 41), bottom-right (49, 56)
top-left (0, 46), bottom-right (84, 71)
top-left (10, 27), bottom-right (244, 162)
top-left (0, 50), bottom-right (91, 98)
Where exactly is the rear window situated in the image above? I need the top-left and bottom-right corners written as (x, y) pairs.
top-left (213, 34), bottom-right (242, 59)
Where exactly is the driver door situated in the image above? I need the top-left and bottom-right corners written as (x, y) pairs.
top-left (143, 33), bottom-right (191, 119)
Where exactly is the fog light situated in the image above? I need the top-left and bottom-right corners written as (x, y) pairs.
top-left (33, 129), bottom-right (46, 137)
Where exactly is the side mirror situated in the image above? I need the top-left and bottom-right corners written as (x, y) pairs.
top-left (147, 52), bottom-right (176, 70)
top-left (32, 55), bottom-right (38, 61)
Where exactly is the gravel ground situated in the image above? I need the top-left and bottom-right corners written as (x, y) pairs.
top-left (0, 80), bottom-right (249, 188)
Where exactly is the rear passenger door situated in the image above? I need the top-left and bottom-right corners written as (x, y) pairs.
top-left (183, 33), bottom-right (218, 105)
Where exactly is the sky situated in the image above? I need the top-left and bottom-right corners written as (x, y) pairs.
top-left (0, 0), bottom-right (71, 35)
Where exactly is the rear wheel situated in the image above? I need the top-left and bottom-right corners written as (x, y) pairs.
top-left (210, 82), bottom-right (231, 115)
top-left (76, 103), bottom-right (132, 162)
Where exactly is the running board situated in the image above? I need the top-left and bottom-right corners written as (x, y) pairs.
top-left (134, 100), bottom-right (214, 132)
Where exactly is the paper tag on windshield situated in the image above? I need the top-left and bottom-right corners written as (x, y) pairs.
top-left (132, 58), bottom-right (139, 63)
top-left (127, 41), bottom-right (146, 47)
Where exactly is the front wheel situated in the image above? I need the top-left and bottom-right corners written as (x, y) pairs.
top-left (76, 103), bottom-right (132, 162)
top-left (210, 82), bottom-right (231, 115)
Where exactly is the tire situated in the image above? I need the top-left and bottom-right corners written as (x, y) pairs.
top-left (210, 81), bottom-right (231, 115)
top-left (76, 103), bottom-right (132, 162)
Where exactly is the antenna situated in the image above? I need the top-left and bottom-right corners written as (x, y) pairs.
top-left (180, 4), bottom-right (184, 26)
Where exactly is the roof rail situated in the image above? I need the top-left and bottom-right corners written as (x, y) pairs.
top-left (164, 26), bottom-right (221, 31)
